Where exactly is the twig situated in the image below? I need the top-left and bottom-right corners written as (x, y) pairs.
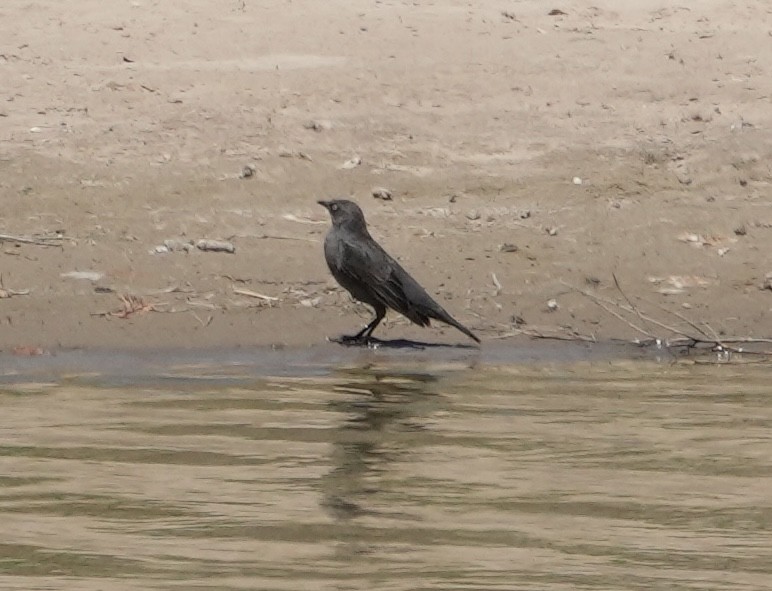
top-left (190, 312), bottom-right (213, 327)
top-left (565, 278), bottom-right (771, 359)
top-left (694, 356), bottom-right (771, 365)
top-left (186, 299), bottom-right (219, 310)
top-left (666, 337), bottom-right (772, 356)
top-left (0, 288), bottom-right (29, 298)
top-left (560, 279), bottom-right (655, 338)
top-left (649, 299), bottom-right (713, 341)
top-left (0, 273), bottom-right (30, 298)
top-left (91, 294), bottom-right (161, 318)
top-left (492, 327), bottom-right (596, 342)
top-left (701, 337), bottom-right (772, 345)
top-left (562, 279), bottom-right (714, 344)
top-left (700, 321), bottom-right (726, 349)
top-left (256, 234), bottom-right (317, 243)
top-left (232, 287), bottom-right (280, 302)
top-left (281, 214), bottom-right (325, 225)
top-left (612, 272), bottom-right (657, 336)
top-left (0, 233), bottom-right (63, 247)
top-left (491, 272), bottom-right (501, 296)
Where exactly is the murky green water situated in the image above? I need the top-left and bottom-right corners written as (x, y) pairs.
top-left (1, 358), bottom-right (771, 590)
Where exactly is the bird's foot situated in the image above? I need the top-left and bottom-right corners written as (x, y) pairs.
top-left (329, 334), bottom-right (375, 347)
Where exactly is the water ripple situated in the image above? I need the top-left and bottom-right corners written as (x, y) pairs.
top-left (1, 362), bottom-right (770, 590)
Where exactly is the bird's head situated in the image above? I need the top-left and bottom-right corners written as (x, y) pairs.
top-left (318, 199), bottom-right (368, 233)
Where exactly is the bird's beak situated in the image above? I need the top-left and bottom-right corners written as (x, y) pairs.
top-left (317, 200), bottom-right (330, 210)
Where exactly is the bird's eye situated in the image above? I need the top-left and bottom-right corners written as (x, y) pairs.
top-left (330, 203), bottom-right (338, 212)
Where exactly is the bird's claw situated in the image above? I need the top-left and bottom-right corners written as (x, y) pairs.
top-left (329, 334), bottom-right (375, 347)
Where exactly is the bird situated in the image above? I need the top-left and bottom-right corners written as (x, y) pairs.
top-left (318, 199), bottom-right (480, 344)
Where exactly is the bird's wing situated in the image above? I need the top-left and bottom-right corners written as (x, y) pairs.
top-left (337, 238), bottom-right (416, 315)
top-left (337, 237), bottom-right (391, 282)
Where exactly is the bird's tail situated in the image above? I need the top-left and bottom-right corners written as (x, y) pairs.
top-left (442, 315), bottom-right (480, 344)
top-left (454, 320), bottom-right (481, 343)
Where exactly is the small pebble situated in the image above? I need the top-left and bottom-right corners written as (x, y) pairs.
top-left (371, 187), bottom-right (392, 201)
top-left (196, 239), bottom-right (235, 253)
top-left (163, 239), bottom-right (194, 252)
top-left (303, 119), bottom-right (332, 132)
top-left (572, 176), bottom-right (582, 185)
top-left (61, 270), bottom-right (104, 281)
top-left (240, 164), bottom-right (256, 179)
top-left (546, 226), bottom-right (558, 236)
top-left (546, 298), bottom-right (559, 311)
top-left (340, 156), bottom-right (362, 169)
top-left (763, 272), bottom-right (772, 291)
top-left (674, 169), bottom-right (692, 185)
top-left (499, 243), bottom-right (519, 253)
top-left (510, 314), bottom-right (526, 326)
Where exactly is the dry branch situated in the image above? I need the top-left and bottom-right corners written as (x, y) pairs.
top-left (232, 287), bottom-right (280, 302)
top-left (0, 233), bottom-right (64, 247)
top-left (0, 274), bottom-right (30, 298)
top-left (491, 326), bottom-right (596, 343)
top-left (91, 294), bottom-right (162, 319)
top-left (562, 278), bottom-right (772, 360)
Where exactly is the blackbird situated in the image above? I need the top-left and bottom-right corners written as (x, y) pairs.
top-left (319, 199), bottom-right (480, 344)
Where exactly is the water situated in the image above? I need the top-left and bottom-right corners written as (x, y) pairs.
top-left (1, 355), bottom-right (771, 590)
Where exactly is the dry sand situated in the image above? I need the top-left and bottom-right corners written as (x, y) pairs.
top-left (1, 0), bottom-right (771, 352)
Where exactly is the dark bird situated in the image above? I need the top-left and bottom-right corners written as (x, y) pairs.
top-left (318, 199), bottom-right (480, 344)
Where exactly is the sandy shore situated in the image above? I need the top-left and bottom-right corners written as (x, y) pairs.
top-left (1, 0), bottom-right (770, 352)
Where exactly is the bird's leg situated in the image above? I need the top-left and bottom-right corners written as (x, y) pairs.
top-left (361, 308), bottom-right (385, 339)
top-left (335, 307), bottom-right (385, 346)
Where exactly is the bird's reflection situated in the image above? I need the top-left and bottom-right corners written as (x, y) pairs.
top-left (320, 367), bottom-right (443, 523)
